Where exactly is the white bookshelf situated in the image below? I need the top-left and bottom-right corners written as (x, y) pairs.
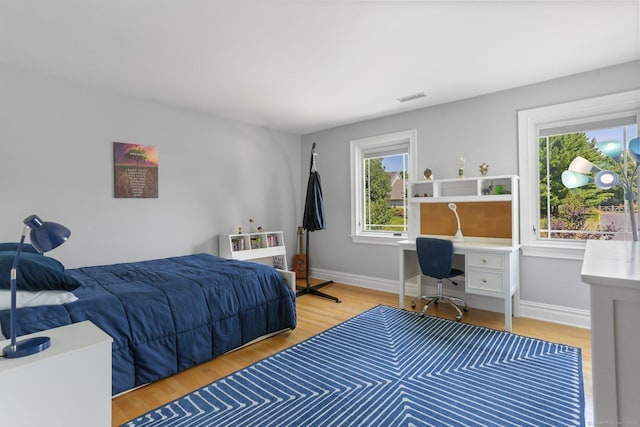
top-left (219, 231), bottom-right (288, 270)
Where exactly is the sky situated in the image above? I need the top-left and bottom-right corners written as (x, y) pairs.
top-left (381, 154), bottom-right (407, 172)
top-left (586, 125), bottom-right (637, 144)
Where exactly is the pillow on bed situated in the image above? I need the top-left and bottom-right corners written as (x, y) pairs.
top-left (0, 242), bottom-right (42, 254)
top-left (0, 252), bottom-right (80, 291)
top-left (0, 290), bottom-right (78, 310)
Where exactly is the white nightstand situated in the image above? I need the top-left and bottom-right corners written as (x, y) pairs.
top-left (0, 321), bottom-right (113, 427)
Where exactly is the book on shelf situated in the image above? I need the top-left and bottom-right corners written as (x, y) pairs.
top-left (231, 238), bottom-right (245, 252)
top-left (250, 237), bottom-right (264, 249)
top-left (267, 234), bottom-right (280, 247)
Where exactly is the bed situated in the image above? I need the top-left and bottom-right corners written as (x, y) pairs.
top-left (0, 251), bottom-right (297, 395)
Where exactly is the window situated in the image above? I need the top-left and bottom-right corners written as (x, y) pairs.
top-left (539, 121), bottom-right (638, 240)
top-left (350, 130), bottom-right (417, 244)
top-left (518, 90), bottom-right (640, 259)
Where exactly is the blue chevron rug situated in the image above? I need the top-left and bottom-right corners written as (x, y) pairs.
top-left (123, 305), bottom-right (584, 427)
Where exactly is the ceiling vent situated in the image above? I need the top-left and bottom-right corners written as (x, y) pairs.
top-left (397, 92), bottom-right (426, 103)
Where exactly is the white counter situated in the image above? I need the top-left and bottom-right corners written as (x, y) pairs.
top-left (581, 240), bottom-right (640, 424)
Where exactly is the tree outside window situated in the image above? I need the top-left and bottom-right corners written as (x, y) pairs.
top-left (539, 125), bottom-right (638, 241)
top-left (363, 155), bottom-right (408, 233)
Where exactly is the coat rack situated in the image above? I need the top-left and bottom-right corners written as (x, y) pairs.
top-left (296, 143), bottom-right (341, 303)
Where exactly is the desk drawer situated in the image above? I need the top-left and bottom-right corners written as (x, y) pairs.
top-left (467, 269), bottom-right (503, 294)
top-left (467, 252), bottom-right (505, 270)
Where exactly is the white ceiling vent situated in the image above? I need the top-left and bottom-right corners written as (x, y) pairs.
top-left (397, 92), bottom-right (426, 103)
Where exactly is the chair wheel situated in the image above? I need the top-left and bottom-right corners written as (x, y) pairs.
top-left (411, 301), bottom-right (416, 308)
top-left (456, 315), bottom-right (462, 321)
top-left (463, 307), bottom-right (468, 312)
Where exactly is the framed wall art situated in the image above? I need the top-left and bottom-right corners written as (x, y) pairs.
top-left (113, 142), bottom-right (159, 198)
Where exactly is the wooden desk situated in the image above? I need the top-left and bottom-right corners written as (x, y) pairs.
top-left (581, 240), bottom-right (640, 424)
top-left (398, 237), bottom-right (520, 331)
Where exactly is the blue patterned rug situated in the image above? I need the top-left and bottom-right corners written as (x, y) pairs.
top-left (123, 305), bottom-right (584, 427)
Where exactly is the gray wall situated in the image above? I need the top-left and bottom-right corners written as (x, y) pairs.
top-left (0, 63), bottom-right (302, 268)
top-left (2, 58), bottom-right (638, 319)
top-left (301, 60), bottom-right (640, 314)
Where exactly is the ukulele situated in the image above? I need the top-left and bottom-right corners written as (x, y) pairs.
top-left (292, 226), bottom-right (307, 279)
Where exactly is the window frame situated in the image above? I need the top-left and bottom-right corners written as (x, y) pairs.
top-left (350, 129), bottom-right (417, 245)
top-left (517, 89), bottom-right (640, 260)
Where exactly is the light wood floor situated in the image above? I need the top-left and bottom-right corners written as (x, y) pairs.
top-left (112, 281), bottom-right (593, 426)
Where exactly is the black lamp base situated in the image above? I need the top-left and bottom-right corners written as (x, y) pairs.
top-left (2, 336), bottom-right (51, 358)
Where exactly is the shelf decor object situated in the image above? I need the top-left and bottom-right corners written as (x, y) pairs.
top-left (561, 137), bottom-right (640, 241)
top-left (2, 214), bottom-right (70, 358)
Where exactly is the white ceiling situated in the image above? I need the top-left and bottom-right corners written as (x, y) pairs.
top-left (1, 0), bottom-right (638, 135)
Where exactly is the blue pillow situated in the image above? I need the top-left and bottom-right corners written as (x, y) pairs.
top-left (0, 242), bottom-right (42, 254)
top-left (0, 252), bottom-right (80, 291)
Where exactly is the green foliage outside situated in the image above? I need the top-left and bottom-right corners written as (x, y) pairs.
top-left (539, 132), bottom-right (635, 239)
top-left (364, 158), bottom-right (404, 231)
top-left (387, 209), bottom-right (407, 231)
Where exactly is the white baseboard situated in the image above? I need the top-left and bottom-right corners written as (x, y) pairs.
top-left (310, 267), bottom-right (591, 329)
top-left (310, 268), bottom-right (398, 294)
top-left (518, 300), bottom-right (590, 329)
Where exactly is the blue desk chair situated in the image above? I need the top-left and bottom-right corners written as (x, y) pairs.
top-left (411, 237), bottom-right (468, 321)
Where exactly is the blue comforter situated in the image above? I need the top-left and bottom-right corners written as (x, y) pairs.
top-left (0, 254), bottom-right (297, 395)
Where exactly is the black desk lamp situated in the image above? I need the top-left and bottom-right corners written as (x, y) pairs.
top-left (2, 214), bottom-right (70, 358)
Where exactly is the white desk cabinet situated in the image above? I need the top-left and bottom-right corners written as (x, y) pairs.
top-left (581, 240), bottom-right (640, 425)
top-left (0, 321), bottom-right (113, 427)
top-left (398, 240), bottom-right (520, 331)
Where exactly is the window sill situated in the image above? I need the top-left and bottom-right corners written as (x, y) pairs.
top-left (350, 233), bottom-right (407, 246)
top-left (520, 242), bottom-right (586, 261)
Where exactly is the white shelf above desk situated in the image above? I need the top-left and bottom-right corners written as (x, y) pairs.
top-left (407, 175), bottom-right (519, 241)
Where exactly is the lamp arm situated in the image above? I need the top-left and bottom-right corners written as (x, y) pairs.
top-left (629, 163), bottom-right (639, 183)
top-left (617, 153), bottom-right (639, 182)
top-left (632, 177), bottom-right (638, 243)
top-left (618, 173), bottom-right (638, 241)
top-left (9, 226), bottom-right (29, 349)
top-left (624, 187), bottom-right (638, 242)
top-left (454, 210), bottom-right (461, 230)
top-left (12, 226), bottom-right (29, 271)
